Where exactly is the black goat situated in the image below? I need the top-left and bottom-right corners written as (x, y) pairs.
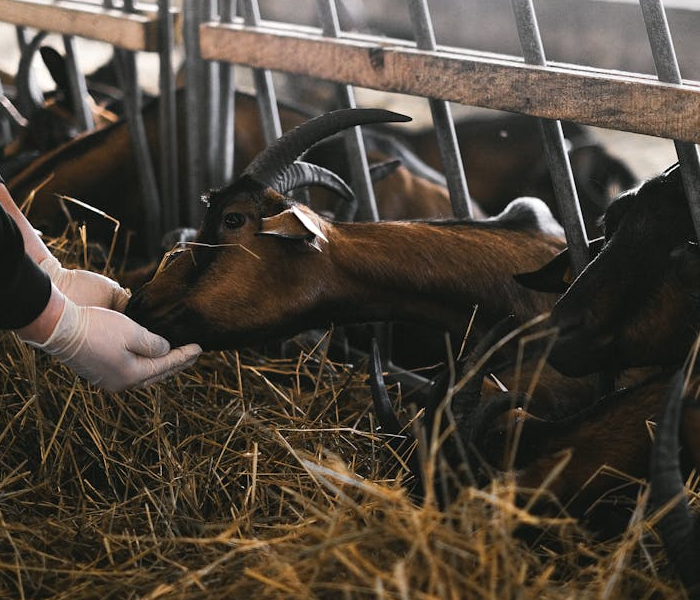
top-left (518, 163), bottom-right (700, 377)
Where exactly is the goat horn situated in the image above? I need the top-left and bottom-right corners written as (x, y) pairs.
top-left (649, 370), bottom-right (700, 595)
top-left (452, 315), bottom-right (517, 418)
top-left (369, 339), bottom-right (404, 436)
top-left (15, 31), bottom-right (47, 116)
top-left (277, 160), bottom-right (355, 203)
top-left (369, 339), bottom-right (424, 497)
top-left (243, 108), bottom-right (411, 189)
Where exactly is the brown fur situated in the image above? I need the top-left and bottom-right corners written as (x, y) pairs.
top-left (126, 181), bottom-right (564, 350)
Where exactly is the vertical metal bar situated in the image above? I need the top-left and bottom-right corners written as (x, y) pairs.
top-left (639, 0), bottom-right (700, 242)
top-left (511, 0), bottom-right (589, 275)
top-left (157, 0), bottom-right (179, 231)
top-left (15, 26), bottom-right (29, 51)
top-left (112, 0), bottom-right (162, 258)
top-left (406, 0), bottom-right (472, 219)
top-left (240, 0), bottom-right (282, 145)
top-left (183, 0), bottom-right (205, 224)
top-left (215, 0), bottom-right (237, 188)
top-left (201, 0), bottom-right (221, 190)
top-left (61, 35), bottom-right (94, 132)
top-left (316, 0), bottom-right (378, 222)
top-left (0, 75), bottom-right (12, 145)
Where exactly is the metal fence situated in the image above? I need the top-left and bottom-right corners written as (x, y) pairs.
top-left (1, 0), bottom-right (700, 268)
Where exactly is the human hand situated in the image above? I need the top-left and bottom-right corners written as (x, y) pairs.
top-left (22, 296), bottom-right (202, 392)
top-left (40, 255), bottom-right (130, 311)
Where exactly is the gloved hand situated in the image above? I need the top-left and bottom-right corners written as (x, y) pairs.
top-left (39, 255), bottom-right (130, 311)
top-left (22, 296), bottom-right (202, 392)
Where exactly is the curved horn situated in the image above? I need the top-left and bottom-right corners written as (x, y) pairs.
top-left (277, 161), bottom-right (354, 203)
top-left (369, 339), bottom-right (424, 497)
top-left (449, 315), bottom-right (517, 423)
top-left (15, 31), bottom-right (48, 116)
top-left (243, 108), bottom-right (411, 189)
top-left (650, 370), bottom-right (700, 595)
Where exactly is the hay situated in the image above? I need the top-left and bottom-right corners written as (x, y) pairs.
top-left (0, 229), bottom-right (689, 599)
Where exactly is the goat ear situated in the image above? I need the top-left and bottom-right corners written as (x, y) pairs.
top-left (259, 205), bottom-right (328, 249)
top-left (513, 236), bottom-right (605, 293)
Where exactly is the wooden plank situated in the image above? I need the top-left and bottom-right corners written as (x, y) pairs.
top-left (0, 0), bottom-right (161, 51)
top-left (200, 21), bottom-right (700, 144)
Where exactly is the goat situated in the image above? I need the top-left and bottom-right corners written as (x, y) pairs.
top-left (516, 163), bottom-right (700, 377)
top-left (370, 330), bottom-right (671, 524)
top-left (402, 114), bottom-right (636, 235)
top-left (1, 38), bottom-right (120, 179)
top-left (125, 108), bottom-right (566, 353)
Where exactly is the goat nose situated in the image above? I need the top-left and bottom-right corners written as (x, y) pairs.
top-left (124, 290), bottom-right (144, 318)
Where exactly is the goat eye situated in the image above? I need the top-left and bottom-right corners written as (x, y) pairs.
top-left (224, 212), bottom-right (246, 229)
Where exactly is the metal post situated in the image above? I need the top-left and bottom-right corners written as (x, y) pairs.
top-left (0, 75), bottom-right (11, 145)
top-left (111, 0), bottom-right (162, 258)
top-left (201, 0), bottom-right (221, 190)
top-left (157, 0), bottom-right (179, 231)
top-left (639, 0), bottom-right (700, 242)
top-left (183, 0), bottom-right (206, 224)
top-left (61, 35), bottom-right (94, 132)
top-left (511, 0), bottom-right (589, 275)
top-left (406, 0), bottom-right (472, 219)
top-left (240, 0), bottom-right (282, 144)
top-left (214, 0), bottom-right (237, 189)
top-left (316, 0), bottom-right (378, 222)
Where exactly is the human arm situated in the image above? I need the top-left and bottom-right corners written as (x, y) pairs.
top-left (16, 284), bottom-right (202, 392)
top-left (0, 176), bottom-right (201, 391)
top-left (0, 181), bottom-right (129, 310)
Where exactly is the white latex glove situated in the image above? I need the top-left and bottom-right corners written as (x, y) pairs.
top-left (39, 255), bottom-right (131, 312)
top-left (22, 297), bottom-right (202, 392)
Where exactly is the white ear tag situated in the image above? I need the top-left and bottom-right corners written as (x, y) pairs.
top-left (291, 205), bottom-right (329, 244)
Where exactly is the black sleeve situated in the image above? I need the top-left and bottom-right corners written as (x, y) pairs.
top-left (0, 172), bottom-right (53, 330)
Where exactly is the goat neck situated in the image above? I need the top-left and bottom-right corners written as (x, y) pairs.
top-left (127, 182), bottom-right (564, 350)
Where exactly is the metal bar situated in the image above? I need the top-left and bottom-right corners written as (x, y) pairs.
top-left (0, 76), bottom-right (12, 145)
top-left (214, 0), bottom-right (237, 188)
top-left (511, 0), bottom-right (589, 275)
top-left (157, 0), bottom-right (179, 231)
top-left (183, 0), bottom-right (205, 224)
top-left (112, 0), bottom-right (162, 258)
top-left (240, 0), bottom-right (282, 145)
top-left (316, 0), bottom-right (377, 222)
top-left (639, 0), bottom-right (700, 242)
top-left (61, 35), bottom-right (94, 132)
top-left (201, 0), bottom-right (220, 190)
top-left (406, 0), bottom-right (472, 219)
top-left (15, 25), bottom-right (29, 51)
top-left (199, 23), bottom-right (700, 144)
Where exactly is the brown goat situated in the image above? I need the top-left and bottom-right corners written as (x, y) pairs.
top-left (126, 109), bottom-right (565, 352)
top-left (518, 164), bottom-right (700, 377)
top-left (370, 333), bottom-right (669, 522)
top-left (404, 114), bottom-right (636, 235)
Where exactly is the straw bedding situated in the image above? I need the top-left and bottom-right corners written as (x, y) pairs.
top-left (0, 229), bottom-right (691, 599)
